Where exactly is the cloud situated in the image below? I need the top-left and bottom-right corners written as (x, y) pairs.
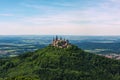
top-left (1, 21), bottom-right (120, 35)
top-left (23, 4), bottom-right (52, 10)
top-left (110, 0), bottom-right (120, 3)
top-left (0, 13), bottom-right (13, 16)
top-left (22, 14), bottom-right (75, 24)
top-left (0, 21), bottom-right (81, 35)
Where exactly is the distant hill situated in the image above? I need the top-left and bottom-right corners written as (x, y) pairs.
top-left (0, 45), bottom-right (120, 80)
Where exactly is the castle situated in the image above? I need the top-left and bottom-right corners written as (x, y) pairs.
top-left (51, 36), bottom-right (71, 48)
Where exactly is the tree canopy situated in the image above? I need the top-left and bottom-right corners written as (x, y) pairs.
top-left (0, 45), bottom-right (120, 80)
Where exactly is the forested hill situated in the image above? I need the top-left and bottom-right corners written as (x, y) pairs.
top-left (0, 45), bottom-right (120, 80)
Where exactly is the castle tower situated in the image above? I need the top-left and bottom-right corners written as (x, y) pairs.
top-left (60, 37), bottom-right (62, 40)
top-left (64, 38), bottom-right (65, 41)
top-left (66, 39), bottom-right (69, 43)
top-left (56, 36), bottom-right (58, 40)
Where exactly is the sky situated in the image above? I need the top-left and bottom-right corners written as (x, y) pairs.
top-left (0, 0), bottom-right (120, 35)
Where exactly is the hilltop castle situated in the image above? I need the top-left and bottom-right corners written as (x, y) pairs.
top-left (51, 36), bottom-right (71, 48)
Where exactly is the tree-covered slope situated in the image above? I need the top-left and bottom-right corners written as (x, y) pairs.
top-left (0, 45), bottom-right (120, 80)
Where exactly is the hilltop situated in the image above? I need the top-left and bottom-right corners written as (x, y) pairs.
top-left (0, 45), bottom-right (120, 80)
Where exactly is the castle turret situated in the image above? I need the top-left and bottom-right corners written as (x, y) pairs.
top-left (56, 36), bottom-right (58, 40)
top-left (64, 38), bottom-right (65, 41)
top-left (60, 37), bottom-right (62, 40)
top-left (66, 39), bottom-right (69, 43)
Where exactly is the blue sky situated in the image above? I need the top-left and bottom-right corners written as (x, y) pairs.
top-left (0, 0), bottom-right (120, 35)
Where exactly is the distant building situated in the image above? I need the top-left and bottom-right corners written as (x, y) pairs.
top-left (51, 36), bottom-right (71, 48)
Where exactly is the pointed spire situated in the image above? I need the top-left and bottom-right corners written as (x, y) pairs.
top-left (56, 35), bottom-right (58, 40)
top-left (66, 39), bottom-right (69, 43)
top-left (60, 37), bottom-right (62, 40)
top-left (64, 38), bottom-right (65, 41)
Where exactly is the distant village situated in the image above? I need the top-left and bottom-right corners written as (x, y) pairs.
top-left (99, 54), bottom-right (120, 60)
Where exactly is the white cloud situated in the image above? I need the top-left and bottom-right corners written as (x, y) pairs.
top-left (0, 20), bottom-right (120, 35)
top-left (0, 21), bottom-right (81, 35)
top-left (0, 13), bottom-right (13, 16)
top-left (110, 0), bottom-right (120, 3)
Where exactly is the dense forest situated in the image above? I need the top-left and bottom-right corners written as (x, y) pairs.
top-left (0, 45), bottom-right (120, 80)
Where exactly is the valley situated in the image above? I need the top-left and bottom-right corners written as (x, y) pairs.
top-left (0, 35), bottom-right (120, 59)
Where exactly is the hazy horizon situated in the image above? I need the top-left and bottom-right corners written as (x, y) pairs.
top-left (0, 0), bottom-right (120, 35)
top-left (0, 34), bottom-right (120, 37)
